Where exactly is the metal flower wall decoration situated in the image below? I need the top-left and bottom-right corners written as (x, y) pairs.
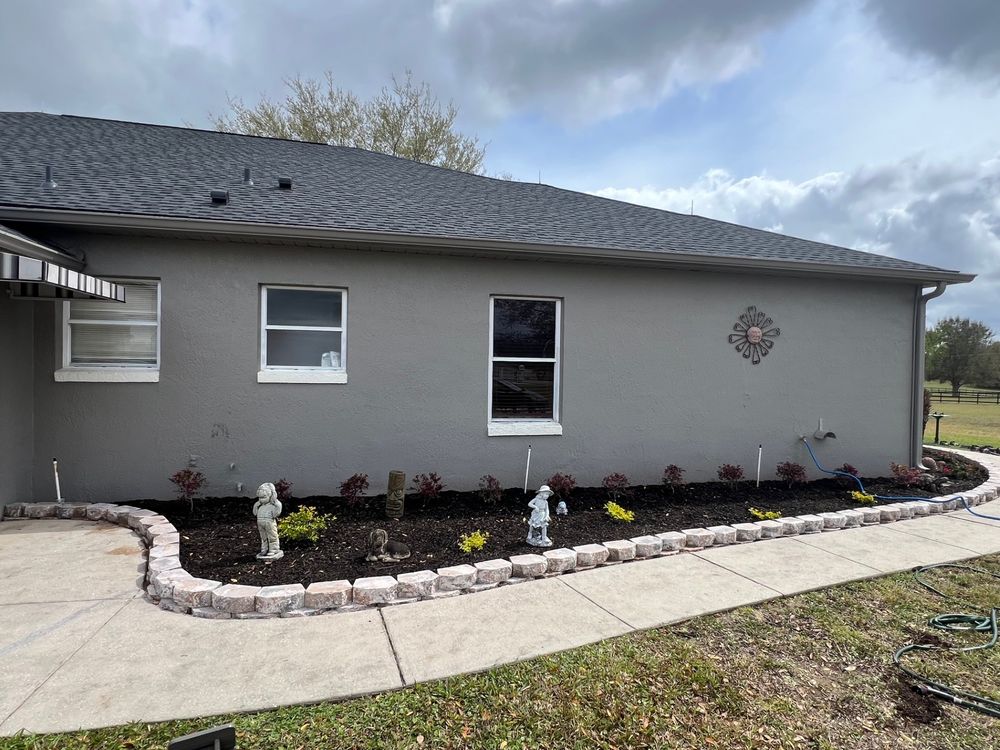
top-left (728, 306), bottom-right (780, 365)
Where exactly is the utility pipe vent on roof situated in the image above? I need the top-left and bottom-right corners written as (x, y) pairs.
top-left (243, 168), bottom-right (253, 185)
top-left (210, 190), bottom-right (229, 205)
top-left (278, 177), bottom-right (292, 190)
top-left (41, 166), bottom-right (57, 189)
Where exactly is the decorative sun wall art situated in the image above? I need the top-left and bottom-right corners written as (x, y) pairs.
top-left (728, 306), bottom-right (780, 365)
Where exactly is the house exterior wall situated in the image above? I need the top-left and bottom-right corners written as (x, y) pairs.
top-left (29, 233), bottom-right (918, 502)
top-left (0, 286), bottom-right (34, 503)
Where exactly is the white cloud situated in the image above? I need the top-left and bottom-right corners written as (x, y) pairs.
top-left (592, 153), bottom-right (1000, 328)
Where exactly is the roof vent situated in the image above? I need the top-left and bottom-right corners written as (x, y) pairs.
top-left (243, 168), bottom-right (253, 185)
top-left (277, 176), bottom-right (292, 190)
top-left (42, 166), bottom-right (57, 189)
top-left (210, 190), bottom-right (229, 205)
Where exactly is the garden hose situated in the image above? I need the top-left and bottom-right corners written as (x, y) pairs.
top-left (800, 438), bottom-right (1000, 521)
top-left (893, 564), bottom-right (1000, 719)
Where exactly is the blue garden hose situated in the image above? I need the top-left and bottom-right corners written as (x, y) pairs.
top-left (800, 437), bottom-right (1000, 522)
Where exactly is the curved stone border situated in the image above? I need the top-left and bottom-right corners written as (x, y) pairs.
top-left (4, 448), bottom-right (998, 620)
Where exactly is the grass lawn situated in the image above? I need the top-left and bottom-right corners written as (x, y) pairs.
top-left (925, 379), bottom-right (1000, 393)
top-left (4, 557), bottom-right (999, 749)
top-left (922, 400), bottom-right (1000, 448)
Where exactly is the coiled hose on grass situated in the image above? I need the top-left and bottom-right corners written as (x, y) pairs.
top-left (894, 564), bottom-right (1000, 718)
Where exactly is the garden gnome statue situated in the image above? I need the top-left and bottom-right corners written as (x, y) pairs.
top-left (556, 500), bottom-right (568, 516)
top-left (253, 482), bottom-right (284, 560)
top-left (526, 484), bottom-right (554, 547)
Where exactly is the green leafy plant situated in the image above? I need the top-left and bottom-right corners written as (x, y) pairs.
top-left (604, 501), bottom-right (635, 522)
top-left (749, 507), bottom-right (781, 521)
top-left (457, 529), bottom-right (490, 553)
top-left (478, 475), bottom-right (503, 504)
top-left (850, 490), bottom-right (876, 505)
top-left (278, 506), bottom-right (335, 544)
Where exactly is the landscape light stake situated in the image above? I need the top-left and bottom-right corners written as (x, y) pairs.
top-left (756, 444), bottom-right (762, 488)
top-left (523, 444), bottom-right (532, 494)
top-left (53, 458), bottom-right (63, 503)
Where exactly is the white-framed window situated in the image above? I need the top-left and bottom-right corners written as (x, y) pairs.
top-left (258, 285), bottom-right (347, 383)
top-left (488, 295), bottom-right (562, 436)
top-left (55, 278), bottom-right (160, 382)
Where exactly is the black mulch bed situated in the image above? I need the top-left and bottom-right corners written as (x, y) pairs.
top-left (138, 450), bottom-right (986, 587)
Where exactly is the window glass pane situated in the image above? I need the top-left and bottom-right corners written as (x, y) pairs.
top-left (266, 330), bottom-right (343, 368)
top-left (267, 289), bottom-right (342, 328)
top-left (491, 362), bottom-right (554, 419)
top-left (70, 323), bottom-right (157, 365)
top-left (493, 299), bottom-right (557, 358)
top-left (69, 282), bottom-right (157, 322)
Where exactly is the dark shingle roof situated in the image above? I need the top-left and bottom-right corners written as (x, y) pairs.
top-left (0, 113), bottom-right (965, 279)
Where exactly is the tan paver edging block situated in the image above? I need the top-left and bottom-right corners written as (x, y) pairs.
top-left (3, 446), bottom-right (996, 620)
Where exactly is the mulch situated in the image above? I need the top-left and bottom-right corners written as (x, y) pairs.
top-left (137, 450), bottom-right (986, 587)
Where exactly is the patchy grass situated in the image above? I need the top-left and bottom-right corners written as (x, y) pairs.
top-left (4, 557), bottom-right (1000, 750)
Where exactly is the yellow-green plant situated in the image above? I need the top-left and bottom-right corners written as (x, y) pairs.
top-left (458, 529), bottom-right (490, 553)
top-left (604, 501), bottom-right (635, 522)
top-left (278, 506), bottom-right (334, 543)
top-left (748, 507), bottom-right (781, 521)
top-left (850, 490), bottom-right (876, 505)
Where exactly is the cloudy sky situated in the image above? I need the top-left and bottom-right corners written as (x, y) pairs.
top-left (3, 0), bottom-right (999, 328)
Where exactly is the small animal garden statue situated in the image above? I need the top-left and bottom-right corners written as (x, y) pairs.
top-left (556, 500), bottom-right (568, 516)
top-left (366, 528), bottom-right (411, 562)
top-left (253, 482), bottom-right (284, 560)
top-left (527, 485), bottom-right (554, 547)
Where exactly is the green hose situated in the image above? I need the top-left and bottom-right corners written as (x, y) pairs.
top-left (893, 563), bottom-right (1000, 718)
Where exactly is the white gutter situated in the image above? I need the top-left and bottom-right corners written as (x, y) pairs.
top-left (0, 206), bottom-right (976, 286)
top-left (911, 282), bottom-right (948, 464)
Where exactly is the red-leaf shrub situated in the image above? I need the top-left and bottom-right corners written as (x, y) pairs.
top-left (775, 461), bottom-right (806, 486)
top-left (663, 464), bottom-right (685, 490)
top-left (169, 468), bottom-right (206, 511)
top-left (339, 473), bottom-right (370, 505)
top-left (838, 463), bottom-right (860, 477)
top-left (890, 462), bottom-right (923, 487)
top-left (274, 478), bottom-right (293, 502)
top-left (478, 474), bottom-right (503, 504)
top-left (717, 464), bottom-right (744, 486)
top-left (411, 472), bottom-right (444, 503)
top-left (547, 473), bottom-right (576, 500)
top-left (601, 473), bottom-right (631, 502)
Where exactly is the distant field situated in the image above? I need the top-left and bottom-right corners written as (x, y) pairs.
top-left (923, 399), bottom-right (1000, 448)
top-left (925, 379), bottom-right (1000, 393)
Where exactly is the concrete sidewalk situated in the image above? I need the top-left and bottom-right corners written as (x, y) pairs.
top-left (2, 457), bottom-right (999, 736)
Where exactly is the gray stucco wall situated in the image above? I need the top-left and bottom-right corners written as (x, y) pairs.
top-left (0, 286), bottom-right (34, 503)
top-left (29, 232), bottom-right (918, 502)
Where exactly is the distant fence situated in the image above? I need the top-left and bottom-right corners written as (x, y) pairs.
top-left (928, 389), bottom-right (1000, 405)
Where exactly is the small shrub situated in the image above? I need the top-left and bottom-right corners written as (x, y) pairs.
top-left (547, 473), bottom-right (576, 500)
top-left (601, 473), bottom-right (631, 503)
top-left (717, 464), bottom-right (744, 487)
top-left (457, 529), bottom-right (490, 553)
top-left (850, 490), bottom-right (876, 505)
top-left (278, 505), bottom-right (334, 544)
top-left (749, 507), bottom-right (781, 521)
top-left (890, 462), bottom-right (923, 487)
top-left (274, 478), bottom-right (293, 502)
top-left (775, 461), bottom-right (806, 487)
top-left (411, 472), bottom-right (444, 504)
top-left (169, 468), bottom-right (206, 511)
top-left (478, 475), bottom-right (503, 504)
top-left (339, 473), bottom-right (370, 505)
top-left (663, 464), bottom-right (685, 491)
top-left (604, 501), bottom-right (635, 522)
top-left (838, 463), bottom-right (860, 477)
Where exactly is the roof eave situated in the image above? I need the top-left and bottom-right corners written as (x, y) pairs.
top-left (0, 206), bottom-right (975, 285)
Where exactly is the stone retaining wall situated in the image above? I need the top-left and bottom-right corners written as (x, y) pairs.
top-left (4, 450), bottom-right (998, 620)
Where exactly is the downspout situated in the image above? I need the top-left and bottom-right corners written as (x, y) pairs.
top-left (911, 282), bottom-right (948, 464)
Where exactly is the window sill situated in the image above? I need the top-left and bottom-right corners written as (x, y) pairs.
top-left (54, 368), bottom-right (159, 383)
top-left (488, 421), bottom-right (563, 437)
top-left (257, 370), bottom-right (348, 384)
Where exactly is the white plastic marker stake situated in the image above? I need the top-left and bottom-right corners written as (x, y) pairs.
top-left (53, 458), bottom-right (64, 502)
top-left (524, 444), bottom-right (533, 494)
top-left (756, 444), bottom-right (763, 488)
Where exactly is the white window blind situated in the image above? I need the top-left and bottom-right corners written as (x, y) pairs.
top-left (67, 280), bottom-right (159, 366)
